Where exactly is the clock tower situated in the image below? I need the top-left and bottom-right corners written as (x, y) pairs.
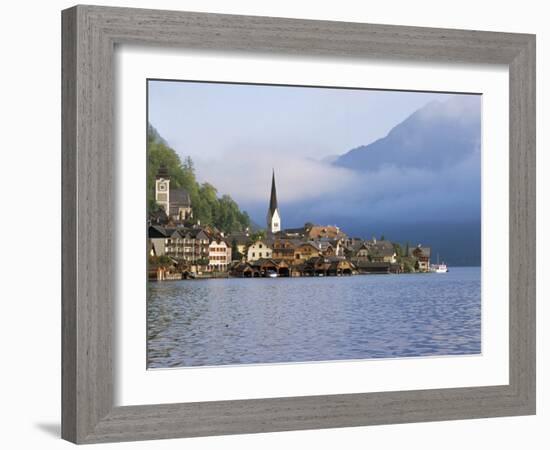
top-left (155, 164), bottom-right (170, 214)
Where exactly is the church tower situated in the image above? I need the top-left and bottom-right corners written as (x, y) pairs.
top-left (266, 170), bottom-right (281, 234)
top-left (155, 164), bottom-right (170, 214)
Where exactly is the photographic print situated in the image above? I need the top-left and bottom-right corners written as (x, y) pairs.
top-left (146, 80), bottom-right (481, 368)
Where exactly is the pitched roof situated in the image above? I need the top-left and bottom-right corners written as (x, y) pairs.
top-left (169, 187), bottom-right (191, 207)
top-left (227, 232), bottom-right (251, 246)
top-left (148, 208), bottom-right (168, 224)
top-left (408, 245), bottom-right (431, 258)
top-left (297, 241), bottom-right (322, 251)
top-left (307, 225), bottom-right (341, 239)
top-left (283, 227), bottom-right (306, 236)
top-left (148, 225), bottom-right (168, 238)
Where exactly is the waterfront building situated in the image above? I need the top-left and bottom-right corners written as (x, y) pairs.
top-left (350, 242), bottom-right (370, 262)
top-left (272, 239), bottom-right (300, 262)
top-left (247, 240), bottom-right (273, 262)
top-left (148, 225), bottom-right (168, 256)
top-left (294, 242), bottom-right (321, 262)
top-left (179, 228), bottom-right (210, 264)
top-left (149, 225), bottom-right (212, 267)
top-left (208, 239), bottom-right (232, 271)
top-left (164, 229), bottom-right (186, 258)
top-left (370, 240), bottom-right (397, 264)
top-left (408, 244), bottom-right (431, 271)
top-left (266, 170), bottom-right (281, 234)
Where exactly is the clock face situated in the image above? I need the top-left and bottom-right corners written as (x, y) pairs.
top-left (158, 183), bottom-right (166, 191)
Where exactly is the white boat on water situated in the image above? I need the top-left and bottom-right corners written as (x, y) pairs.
top-left (267, 271), bottom-right (278, 278)
top-left (431, 254), bottom-right (449, 273)
top-left (431, 263), bottom-right (448, 273)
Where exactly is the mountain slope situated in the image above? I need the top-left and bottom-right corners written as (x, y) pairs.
top-left (328, 95), bottom-right (482, 266)
top-left (334, 95), bottom-right (481, 172)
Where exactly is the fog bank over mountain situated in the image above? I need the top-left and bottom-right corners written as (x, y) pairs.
top-left (244, 95), bottom-right (482, 265)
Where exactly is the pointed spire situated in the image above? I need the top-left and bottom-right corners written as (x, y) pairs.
top-left (269, 169), bottom-right (278, 214)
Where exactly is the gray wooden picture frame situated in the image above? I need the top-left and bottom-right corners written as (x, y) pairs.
top-left (62, 5), bottom-right (536, 444)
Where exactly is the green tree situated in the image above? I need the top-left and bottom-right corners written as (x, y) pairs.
top-left (393, 242), bottom-right (403, 257)
top-left (147, 124), bottom-right (250, 233)
top-left (231, 239), bottom-right (243, 261)
top-left (250, 230), bottom-right (266, 242)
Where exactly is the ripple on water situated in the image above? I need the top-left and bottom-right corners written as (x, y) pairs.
top-left (147, 267), bottom-right (481, 368)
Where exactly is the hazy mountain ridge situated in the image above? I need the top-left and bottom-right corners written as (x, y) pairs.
top-left (321, 95), bottom-right (482, 266)
top-left (334, 96), bottom-right (481, 172)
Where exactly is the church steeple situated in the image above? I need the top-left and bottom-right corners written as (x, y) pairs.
top-left (269, 170), bottom-right (278, 214)
top-left (266, 170), bottom-right (281, 234)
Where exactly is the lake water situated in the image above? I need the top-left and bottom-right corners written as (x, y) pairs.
top-left (147, 267), bottom-right (481, 368)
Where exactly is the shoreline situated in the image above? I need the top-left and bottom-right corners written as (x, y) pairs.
top-left (148, 266), bottom-right (480, 282)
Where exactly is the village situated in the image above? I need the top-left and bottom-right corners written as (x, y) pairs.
top-left (148, 167), bottom-right (432, 281)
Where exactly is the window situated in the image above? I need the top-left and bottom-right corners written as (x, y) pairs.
top-left (252, 252), bottom-right (255, 257)
top-left (259, 244), bottom-right (263, 248)
top-left (259, 252), bottom-right (262, 257)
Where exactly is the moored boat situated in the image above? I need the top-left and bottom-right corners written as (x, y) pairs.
top-left (430, 263), bottom-right (448, 273)
top-left (430, 254), bottom-right (448, 273)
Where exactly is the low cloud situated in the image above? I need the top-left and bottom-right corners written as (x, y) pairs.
top-left (192, 146), bottom-right (362, 205)
top-left (190, 146), bottom-right (480, 232)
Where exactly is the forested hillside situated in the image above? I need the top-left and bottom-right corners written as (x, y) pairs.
top-left (147, 124), bottom-right (251, 233)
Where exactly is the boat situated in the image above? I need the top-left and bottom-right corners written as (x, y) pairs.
top-left (266, 270), bottom-right (278, 278)
top-left (430, 254), bottom-right (449, 273)
top-left (430, 263), bottom-right (448, 273)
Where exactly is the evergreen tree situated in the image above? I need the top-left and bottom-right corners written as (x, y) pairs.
top-left (147, 123), bottom-right (250, 233)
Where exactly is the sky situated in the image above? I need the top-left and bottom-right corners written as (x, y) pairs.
top-left (148, 79), bottom-right (457, 209)
top-left (147, 80), bottom-right (481, 264)
top-left (148, 80), bottom-right (456, 161)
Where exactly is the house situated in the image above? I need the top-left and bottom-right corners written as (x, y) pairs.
top-left (148, 225), bottom-right (168, 256)
top-left (307, 225), bottom-right (343, 240)
top-left (164, 229), bottom-right (185, 258)
top-left (317, 240), bottom-right (337, 257)
top-left (208, 239), bottom-right (232, 272)
top-left (250, 258), bottom-right (290, 277)
top-left (327, 257), bottom-right (355, 276)
top-left (179, 228), bottom-right (210, 264)
top-left (356, 242), bottom-right (371, 259)
top-left (230, 262), bottom-right (259, 278)
top-left (247, 239), bottom-right (273, 262)
top-left (159, 226), bottom-right (212, 268)
top-left (370, 240), bottom-right (397, 264)
top-left (272, 239), bottom-right (300, 262)
top-left (293, 242), bottom-right (321, 262)
top-left (408, 244), bottom-right (431, 272)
